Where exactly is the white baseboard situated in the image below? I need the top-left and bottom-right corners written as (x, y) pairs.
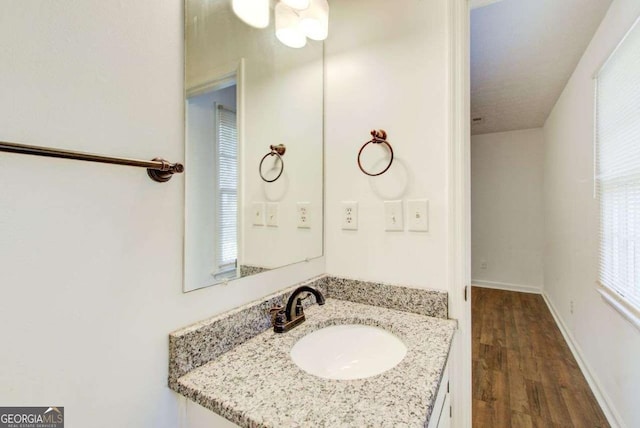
top-left (541, 292), bottom-right (625, 428)
top-left (471, 279), bottom-right (542, 294)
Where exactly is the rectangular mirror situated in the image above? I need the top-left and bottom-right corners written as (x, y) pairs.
top-left (184, 0), bottom-right (324, 292)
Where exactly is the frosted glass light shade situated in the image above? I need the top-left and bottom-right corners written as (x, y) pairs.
top-left (275, 3), bottom-right (307, 48)
top-left (281, 0), bottom-right (311, 10)
top-left (300, 0), bottom-right (329, 41)
top-left (232, 0), bottom-right (270, 29)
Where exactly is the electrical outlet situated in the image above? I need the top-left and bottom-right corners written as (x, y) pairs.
top-left (407, 199), bottom-right (429, 232)
top-left (266, 203), bottom-right (279, 227)
top-left (570, 300), bottom-right (574, 314)
top-left (252, 202), bottom-right (265, 226)
top-left (342, 201), bottom-right (358, 230)
top-left (384, 200), bottom-right (404, 231)
top-left (480, 261), bottom-right (488, 270)
top-left (297, 202), bottom-right (311, 228)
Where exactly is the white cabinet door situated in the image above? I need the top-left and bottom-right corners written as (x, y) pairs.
top-left (181, 398), bottom-right (240, 428)
top-left (437, 391), bottom-right (451, 428)
top-left (427, 359), bottom-right (450, 428)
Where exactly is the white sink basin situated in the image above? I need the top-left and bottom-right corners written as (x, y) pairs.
top-left (290, 324), bottom-right (407, 380)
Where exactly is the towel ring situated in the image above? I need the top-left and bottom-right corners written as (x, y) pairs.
top-left (357, 129), bottom-right (394, 176)
top-left (259, 144), bottom-right (286, 183)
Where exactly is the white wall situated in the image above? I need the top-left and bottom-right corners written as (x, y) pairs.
top-left (471, 128), bottom-right (544, 291)
top-left (0, 1), bottom-right (324, 427)
top-left (325, 0), bottom-right (451, 290)
top-left (324, 3), bottom-right (471, 427)
top-left (543, 0), bottom-right (640, 426)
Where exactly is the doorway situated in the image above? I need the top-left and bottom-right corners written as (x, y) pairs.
top-left (468, 0), bottom-right (614, 426)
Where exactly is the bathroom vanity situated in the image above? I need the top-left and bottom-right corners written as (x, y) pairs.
top-left (169, 276), bottom-right (456, 427)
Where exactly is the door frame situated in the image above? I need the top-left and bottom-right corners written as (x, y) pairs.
top-left (448, 0), bottom-right (471, 426)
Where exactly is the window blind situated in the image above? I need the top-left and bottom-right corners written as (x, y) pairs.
top-left (215, 104), bottom-right (238, 272)
top-left (596, 17), bottom-right (640, 311)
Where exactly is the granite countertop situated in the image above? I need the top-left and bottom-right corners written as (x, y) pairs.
top-left (173, 298), bottom-right (457, 428)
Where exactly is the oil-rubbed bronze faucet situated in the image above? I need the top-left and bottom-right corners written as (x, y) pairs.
top-left (270, 286), bottom-right (326, 333)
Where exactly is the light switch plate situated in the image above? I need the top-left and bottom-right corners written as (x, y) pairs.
top-left (266, 203), bottom-right (279, 227)
top-left (252, 202), bottom-right (265, 226)
top-left (342, 201), bottom-right (358, 230)
top-left (407, 199), bottom-right (429, 232)
top-left (384, 200), bottom-right (404, 231)
top-left (297, 202), bottom-right (311, 228)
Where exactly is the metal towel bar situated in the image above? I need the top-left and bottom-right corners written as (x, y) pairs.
top-left (0, 140), bottom-right (184, 183)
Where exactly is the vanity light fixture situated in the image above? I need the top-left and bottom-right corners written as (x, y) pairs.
top-left (275, 2), bottom-right (307, 48)
top-left (281, 0), bottom-right (311, 10)
top-left (300, 0), bottom-right (329, 40)
top-left (232, 0), bottom-right (270, 29)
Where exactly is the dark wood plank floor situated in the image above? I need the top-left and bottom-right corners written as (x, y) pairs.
top-left (472, 287), bottom-right (609, 428)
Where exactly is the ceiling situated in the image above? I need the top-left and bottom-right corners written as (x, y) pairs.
top-left (470, 0), bottom-right (612, 135)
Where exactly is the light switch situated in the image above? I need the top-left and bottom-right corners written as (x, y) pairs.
top-left (266, 203), bottom-right (279, 227)
top-left (407, 199), bottom-right (429, 232)
top-left (252, 202), bottom-right (265, 226)
top-left (342, 201), bottom-right (358, 230)
top-left (384, 200), bottom-right (404, 231)
top-left (297, 202), bottom-right (311, 229)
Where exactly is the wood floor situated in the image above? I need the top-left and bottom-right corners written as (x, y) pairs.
top-left (472, 287), bottom-right (609, 428)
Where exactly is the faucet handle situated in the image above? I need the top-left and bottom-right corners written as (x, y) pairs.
top-left (269, 306), bottom-right (284, 325)
top-left (274, 310), bottom-right (287, 330)
top-left (295, 298), bottom-right (304, 317)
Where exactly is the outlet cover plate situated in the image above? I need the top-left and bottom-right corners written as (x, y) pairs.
top-left (297, 202), bottom-right (311, 229)
top-left (342, 201), bottom-right (358, 230)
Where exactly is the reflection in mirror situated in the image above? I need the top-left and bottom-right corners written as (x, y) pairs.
top-left (186, 83), bottom-right (239, 284)
top-left (184, 0), bottom-right (324, 292)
